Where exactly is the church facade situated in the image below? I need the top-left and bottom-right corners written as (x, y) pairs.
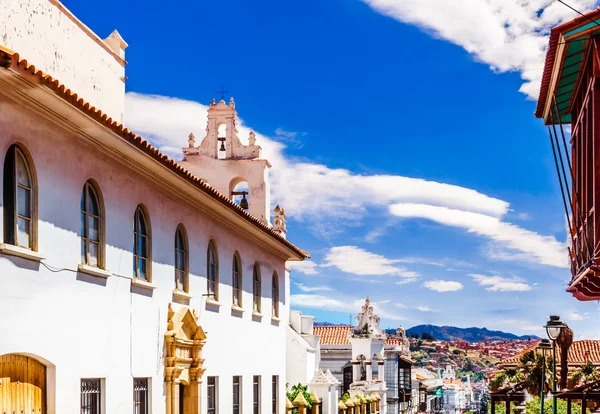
top-left (0, 1), bottom-right (308, 414)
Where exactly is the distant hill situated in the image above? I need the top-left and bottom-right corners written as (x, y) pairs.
top-left (406, 325), bottom-right (538, 342)
top-left (314, 322), bottom-right (350, 327)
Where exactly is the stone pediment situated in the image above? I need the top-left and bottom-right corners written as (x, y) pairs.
top-left (166, 303), bottom-right (206, 342)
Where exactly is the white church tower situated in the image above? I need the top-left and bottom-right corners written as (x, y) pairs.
top-left (348, 298), bottom-right (388, 410)
top-left (180, 97), bottom-right (273, 224)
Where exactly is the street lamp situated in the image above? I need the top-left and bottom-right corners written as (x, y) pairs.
top-left (544, 316), bottom-right (566, 414)
top-left (537, 339), bottom-right (552, 414)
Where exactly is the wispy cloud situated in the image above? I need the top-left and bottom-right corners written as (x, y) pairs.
top-left (469, 274), bottom-right (532, 292)
top-left (288, 261), bottom-right (320, 275)
top-left (570, 312), bottom-right (590, 321)
top-left (294, 282), bottom-right (332, 293)
top-left (361, 0), bottom-right (597, 98)
top-left (423, 280), bottom-right (464, 292)
top-left (389, 203), bottom-right (567, 268)
top-left (290, 294), bottom-right (404, 320)
top-left (274, 127), bottom-right (306, 149)
top-left (416, 305), bottom-right (436, 312)
top-left (322, 246), bottom-right (418, 278)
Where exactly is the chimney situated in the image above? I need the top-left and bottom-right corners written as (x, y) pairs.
top-left (104, 30), bottom-right (128, 60)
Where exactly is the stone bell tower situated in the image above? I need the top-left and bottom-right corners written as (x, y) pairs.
top-left (348, 298), bottom-right (387, 410)
top-left (180, 97), bottom-right (271, 224)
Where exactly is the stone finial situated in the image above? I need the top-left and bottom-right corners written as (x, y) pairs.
top-left (286, 397), bottom-right (295, 410)
top-left (104, 30), bottom-right (128, 59)
top-left (249, 131), bottom-right (257, 146)
top-left (229, 96), bottom-right (235, 108)
top-left (210, 98), bottom-right (216, 106)
top-left (345, 399), bottom-right (354, 407)
top-left (338, 401), bottom-right (347, 410)
top-left (273, 204), bottom-right (287, 238)
top-left (294, 392), bottom-right (309, 407)
top-left (310, 390), bottom-right (320, 404)
top-left (188, 133), bottom-right (196, 148)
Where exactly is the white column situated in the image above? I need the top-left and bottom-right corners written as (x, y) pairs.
top-left (353, 362), bottom-right (360, 382)
top-left (378, 362), bottom-right (384, 382)
top-left (366, 362), bottom-right (372, 382)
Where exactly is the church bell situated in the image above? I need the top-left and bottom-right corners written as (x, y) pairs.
top-left (219, 141), bottom-right (226, 152)
top-left (240, 193), bottom-right (249, 210)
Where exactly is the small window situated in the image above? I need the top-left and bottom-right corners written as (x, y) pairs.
top-left (81, 181), bottom-right (103, 267)
top-left (175, 225), bottom-right (188, 292)
top-left (272, 375), bottom-right (278, 414)
top-left (207, 240), bottom-right (219, 300)
top-left (133, 206), bottom-right (151, 280)
top-left (253, 264), bottom-right (261, 313)
top-left (272, 272), bottom-right (279, 318)
top-left (81, 378), bottom-right (102, 414)
top-left (232, 252), bottom-right (242, 306)
top-left (3, 144), bottom-right (36, 249)
top-left (133, 378), bottom-right (149, 414)
top-left (207, 376), bottom-right (218, 414)
top-left (253, 375), bottom-right (261, 414)
top-left (233, 376), bottom-right (242, 414)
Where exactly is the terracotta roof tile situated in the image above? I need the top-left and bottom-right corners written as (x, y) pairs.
top-left (314, 326), bottom-right (409, 348)
top-left (499, 340), bottom-right (600, 366)
top-left (0, 46), bottom-right (309, 260)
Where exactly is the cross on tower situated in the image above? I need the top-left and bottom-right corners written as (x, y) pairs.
top-left (216, 85), bottom-right (229, 101)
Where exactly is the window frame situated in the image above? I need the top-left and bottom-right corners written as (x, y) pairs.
top-left (253, 375), bottom-right (261, 414)
top-left (81, 378), bottom-right (103, 414)
top-left (174, 224), bottom-right (189, 293)
top-left (232, 252), bottom-right (242, 307)
top-left (80, 180), bottom-right (105, 268)
top-left (233, 375), bottom-right (242, 414)
top-left (3, 144), bottom-right (37, 250)
top-left (133, 377), bottom-right (149, 414)
top-left (253, 263), bottom-right (262, 313)
top-left (207, 376), bottom-right (218, 414)
top-left (272, 375), bottom-right (278, 414)
top-left (207, 240), bottom-right (219, 300)
top-left (271, 272), bottom-right (279, 318)
top-left (133, 205), bottom-right (151, 281)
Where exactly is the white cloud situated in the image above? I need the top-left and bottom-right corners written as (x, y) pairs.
top-left (396, 279), bottom-right (417, 285)
top-left (470, 273), bottom-right (532, 292)
top-left (570, 312), bottom-right (590, 321)
top-left (323, 246), bottom-right (418, 278)
top-left (294, 282), bottom-right (332, 293)
top-left (416, 306), bottom-right (435, 312)
top-left (423, 280), bottom-right (464, 292)
top-left (288, 261), bottom-right (320, 275)
top-left (290, 294), bottom-right (404, 320)
top-left (389, 203), bottom-right (567, 268)
top-left (362, 0), bottom-right (598, 98)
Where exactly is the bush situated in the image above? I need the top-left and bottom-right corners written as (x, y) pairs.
top-left (422, 333), bottom-right (435, 341)
top-left (286, 383), bottom-right (313, 414)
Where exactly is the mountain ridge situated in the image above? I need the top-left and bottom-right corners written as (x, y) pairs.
top-left (406, 324), bottom-right (538, 342)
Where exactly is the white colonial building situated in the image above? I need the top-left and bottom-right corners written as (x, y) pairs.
top-left (0, 1), bottom-right (309, 414)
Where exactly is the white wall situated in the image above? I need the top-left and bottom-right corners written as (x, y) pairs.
top-left (0, 101), bottom-right (289, 414)
top-left (0, 0), bottom-right (126, 122)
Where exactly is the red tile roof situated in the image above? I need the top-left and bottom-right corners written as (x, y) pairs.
top-left (535, 8), bottom-right (600, 119)
top-left (0, 46), bottom-right (309, 260)
top-left (499, 340), bottom-right (600, 367)
top-left (314, 326), bottom-right (410, 348)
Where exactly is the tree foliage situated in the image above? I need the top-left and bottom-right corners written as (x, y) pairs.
top-left (286, 383), bottom-right (313, 413)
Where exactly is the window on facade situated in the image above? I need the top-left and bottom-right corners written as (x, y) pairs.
top-left (271, 272), bottom-right (279, 318)
top-left (233, 376), bottom-right (242, 414)
top-left (253, 376), bottom-right (261, 414)
top-left (207, 376), bottom-right (217, 414)
top-left (133, 378), bottom-right (148, 414)
top-left (232, 252), bottom-right (242, 306)
top-left (175, 225), bottom-right (188, 292)
top-left (253, 264), bottom-right (261, 313)
top-left (272, 375), bottom-right (278, 414)
top-left (398, 359), bottom-right (412, 393)
top-left (133, 206), bottom-right (150, 280)
top-left (81, 378), bottom-right (102, 414)
top-left (207, 240), bottom-right (219, 299)
top-left (81, 181), bottom-right (102, 267)
top-left (3, 144), bottom-right (35, 249)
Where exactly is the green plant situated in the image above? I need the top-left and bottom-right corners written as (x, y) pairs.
top-left (341, 393), bottom-right (351, 403)
top-left (569, 361), bottom-right (600, 388)
top-left (286, 383), bottom-right (313, 414)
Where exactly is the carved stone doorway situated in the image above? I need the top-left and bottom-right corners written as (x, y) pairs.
top-left (164, 304), bottom-right (206, 414)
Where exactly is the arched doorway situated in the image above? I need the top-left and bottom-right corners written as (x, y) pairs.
top-left (0, 354), bottom-right (46, 413)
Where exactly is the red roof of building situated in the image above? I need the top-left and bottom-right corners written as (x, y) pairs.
top-left (314, 326), bottom-right (411, 349)
top-left (499, 340), bottom-right (600, 367)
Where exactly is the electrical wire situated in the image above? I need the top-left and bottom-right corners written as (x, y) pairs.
top-left (557, 0), bottom-right (600, 27)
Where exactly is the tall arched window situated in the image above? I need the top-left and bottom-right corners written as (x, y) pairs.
top-left (175, 225), bottom-right (188, 292)
top-left (3, 144), bottom-right (36, 249)
top-left (80, 181), bottom-right (103, 267)
top-left (272, 272), bottom-right (279, 318)
top-left (253, 263), bottom-right (261, 313)
top-left (232, 252), bottom-right (242, 307)
top-left (133, 206), bottom-right (150, 281)
top-left (207, 240), bottom-right (218, 300)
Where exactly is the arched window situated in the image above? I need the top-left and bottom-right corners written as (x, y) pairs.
top-left (175, 225), bottom-right (188, 292)
top-left (230, 178), bottom-right (249, 211)
top-left (207, 240), bottom-right (218, 300)
top-left (80, 181), bottom-right (103, 267)
top-left (272, 272), bottom-right (279, 318)
top-left (253, 263), bottom-right (261, 313)
top-left (133, 206), bottom-right (150, 281)
top-left (3, 144), bottom-right (36, 249)
top-left (232, 252), bottom-right (242, 307)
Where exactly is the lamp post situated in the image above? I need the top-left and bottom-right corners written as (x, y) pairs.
top-left (544, 316), bottom-right (566, 414)
top-left (538, 339), bottom-right (552, 414)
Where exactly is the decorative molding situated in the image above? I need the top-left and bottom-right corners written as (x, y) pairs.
top-left (77, 263), bottom-right (111, 279)
top-left (231, 305), bottom-right (244, 314)
top-left (173, 289), bottom-right (192, 300)
top-left (0, 243), bottom-right (44, 262)
top-left (131, 278), bottom-right (156, 290)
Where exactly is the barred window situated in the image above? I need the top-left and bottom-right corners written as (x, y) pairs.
top-left (272, 375), bottom-right (279, 414)
top-left (232, 252), bottom-right (242, 306)
top-left (81, 181), bottom-right (102, 267)
top-left (175, 225), bottom-right (188, 292)
top-left (271, 272), bottom-right (279, 318)
top-left (133, 378), bottom-right (148, 414)
top-left (207, 240), bottom-right (219, 299)
top-left (253, 375), bottom-right (261, 414)
top-left (207, 376), bottom-right (217, 414)
top-left (253, 264), bottom-right (261, 313)
top-left (233, 376), bottom-right (242, 414)
top-left (133, 206), bottom-right (150, 280)
top-left (81, 378), bottom-right (102, 414)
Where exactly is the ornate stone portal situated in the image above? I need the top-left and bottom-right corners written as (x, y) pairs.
top-left (164, 303), bottom-right (207, 414)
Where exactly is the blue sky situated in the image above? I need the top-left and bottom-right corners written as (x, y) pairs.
top-left (67, 0), bottom-right (600, 337)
